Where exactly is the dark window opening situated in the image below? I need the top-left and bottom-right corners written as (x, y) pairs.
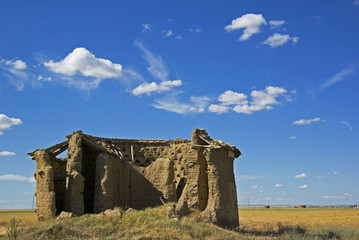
top-left (81, 144), bottom-right (97, 214)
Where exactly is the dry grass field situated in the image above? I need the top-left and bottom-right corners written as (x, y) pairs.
top-left (0, 206), bottom-right (358, 239)
top-left (239, 208), bottom-right (359, 231)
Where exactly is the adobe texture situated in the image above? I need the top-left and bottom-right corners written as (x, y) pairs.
top-left (29, 129), bottom-right (241, 229)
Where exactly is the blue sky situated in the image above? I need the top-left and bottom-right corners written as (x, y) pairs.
top-left (0, 0), bottom-right (358, 209)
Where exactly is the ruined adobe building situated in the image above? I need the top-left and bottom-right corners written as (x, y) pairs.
top-left (28, 129), bottom-right (241, 229)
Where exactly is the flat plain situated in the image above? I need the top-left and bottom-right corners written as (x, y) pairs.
top-left (1, 207), bottom-right (358, 239)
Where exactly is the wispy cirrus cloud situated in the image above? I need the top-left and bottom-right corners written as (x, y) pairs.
top-left (0, 174), bottom-right (35, 183)
top-left (225, 13), bottom-right (267, 41)
top-left (269, 20), bottom-right (286, 29)
top-left (341, 121), bottom-right (353, 131)
top-left (0, 59), bottom-right (28, 91)
top-left (323, 193), bottom-right (352, 199)
top-left (153, 95), bottom-right (210, 114)
top-left (133, 42), bottom-right (182, 96)
top-left (320, 63), bottom-right (359, 90)
top-left (293, 117), bottom-right (325, 125)
top-left (141, 23), bottom-right (152, 32)
top-left (0, 114), bottom-right (22, 135)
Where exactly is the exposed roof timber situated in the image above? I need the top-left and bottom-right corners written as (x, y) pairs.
top-left (27, 140), bottom-right (68, 157)
top-left (81, 134), bottom-right (108, 152)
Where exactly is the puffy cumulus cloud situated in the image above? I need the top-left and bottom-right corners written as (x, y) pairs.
top-left (209, 86), bottom-right (291, 115)
top-left (341, 121), bottom-right (353, 131)
top-left (0, 59), bottom-right (28, 91)
top-left (218, 90), bottom-right (248, 105)
top-left (225, 13), bottom-right (267, 41)
top-left (44, 48), bottom-right (123, 79)
top-left (44, 48), bottom-right (123, 91)
top-left (0, 174), bottom-right (35, 183)
top-left (0, 114), bottom-right (22, 135)
top-left (5, 60), bottom-right (27, 70)
top-left (0, 151), bottom-right (16, 156)
top-left (293, 117), bottom-right (325, 125)
top-left (263, 33), bottom-right (299, 47)
top-left (298, 184), bottom-right (308, 189)
top-left (153, 95), bottom-right (211, 114)
top-left (275, 184), bottom-right (283, 188)
top-left (269, 20), bottom-right (286, 29)
top-left (294, 173), bottom-right (308, 179)
top-left (132, 80), bottom-right (182, 96)
top-left (208, 104), bottom-right (230, 114)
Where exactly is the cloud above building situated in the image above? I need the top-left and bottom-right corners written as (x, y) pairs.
top-left (0, 114), bottom-right (22, 135)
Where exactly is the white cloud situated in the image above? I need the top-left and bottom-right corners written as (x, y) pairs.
top-left (5, 60), bottom-right (27, 70)
top-left (209, 86), bottom-right (290, 115)
top-left (269, 20), bottom-right (286, 29)
top-left (233, 86), bottom-right (288, 114)
top-left (218, 90), bottom-right (248, 105)
top-left (132, 80), bottom-right (182, 96)
top-left (37, 75), bottom-right (52, 81)
top-left (320, 63), bottom-right (359, 90)
top-left (263, 33), bottom-right (299, 47)
top-left (0, 151), bottom-right (16, 156)
top-left (353, 0), bottom-right (359, 6)
top-left (341, 121), bottom-right (353, 131)
top-left (0, 114), bottom-right (22, 135)
top-left (237, 175), bottom-right (257, 180)
top-left (141, 24), bottom-right (152, 32)
top-left (298, 184), bottom-right (308, 189)
top-left (44, 48), bottom-right (122, 79)
top-left (293, 117), bottom-right (325, 125)
top-left (275, 184), bottom-right (283, 188)
top-left (208, 104), bottom-right (230, 114)
top-left (136, 42), bottom-right (169, 82)
top-left (162, 29), bottom-right (173, 37)
top-left (294, 173), bottom-right (308, 179)
top-left (44, 48), bottom-right (123, 91)
top-left (250, 185), bottom-right (259, 189)
top-left (189, 28), bottom-right (201, 33)
top-left (0, 174), bottom-right (35, 183)
top-left (0, 59), bottom-right (28, 91)
top-left (324, 193), bottom-right (352, 199)
top-left (153, 95), bottom-right (210, 114)
top-left (333, 171), bottom-right (339, 175)
top-left (288, 136), bottom-right (296, 140)
top-left (225, 13), bottom-right (267, 41)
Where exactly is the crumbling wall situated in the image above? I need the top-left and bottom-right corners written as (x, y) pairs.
top-left (200, 148), bottom-right (239, 229)
top-left (34, 150), bottom-right (56, 220)
top-left (51, 157), bottom-right (66, 215)
top-left (94, 152), bottom-right (114, 213)
top-left (64, 132), bottom-right (84, 216)
top-left (31, 129), bottom-right (240, 229)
